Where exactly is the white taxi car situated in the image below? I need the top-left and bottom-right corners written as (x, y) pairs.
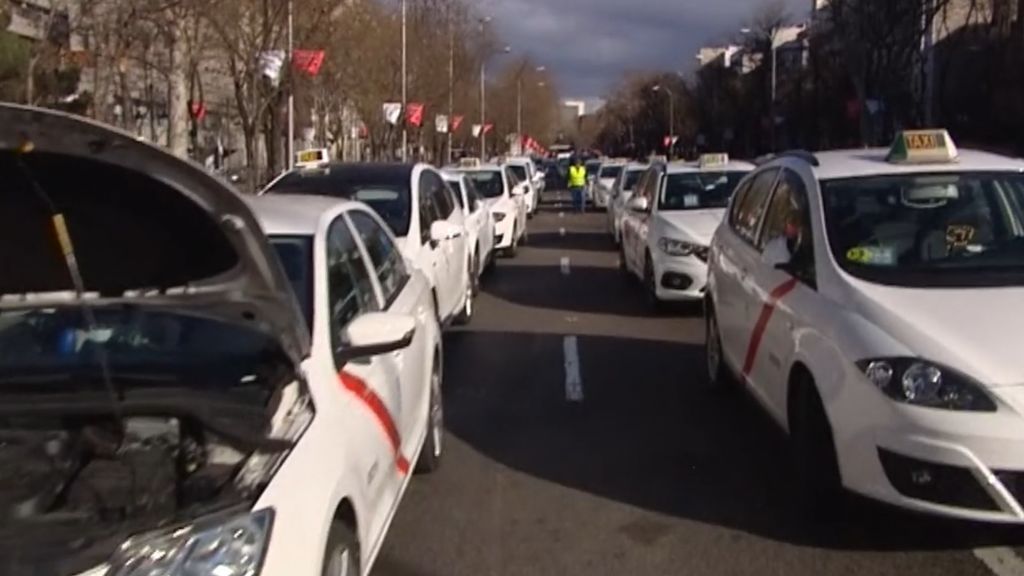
top-left (457, 163), bottom-right (529, 257)
top-left (442, 170), bottom-right (496, 282)
top-left (503, 157), bottom-right (540, 217)
top-left (0, 104), bottom-right (443, 575)
top-left (264, 160), bottom-right (476, 326)
top-left (705, 131), bottom-right (1024, 522)
top-left (593, 160), bottom-right (627, 209)
top-left (621, 155), bottom-right (754, 308)
top-left (606, 162), bottom-right (648, 244)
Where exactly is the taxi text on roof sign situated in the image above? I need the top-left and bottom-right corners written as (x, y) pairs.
top-left (459, 157), bottom-right (481, 168)
top-left (699, 153), bottom-right (729, 169)
top-left (296, 148), bottom-right (329, 168)
top-left (886, 129), bottom-right (959, 164)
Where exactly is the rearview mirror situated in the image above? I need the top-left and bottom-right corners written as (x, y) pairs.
top-left (335, 312), bottom-right (416, 363)
top-left (430, 220), bottom-right (463, 243)
top-left (627, 196), bottom-right (649, 212)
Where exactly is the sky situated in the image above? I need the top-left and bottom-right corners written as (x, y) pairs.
top-left (484, 0), bottom-right (811, 101)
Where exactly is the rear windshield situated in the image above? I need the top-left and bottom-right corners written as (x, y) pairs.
top-left (600, 166), bottom-right (623, 179)
top-left (821, 172), bottom-right (1024, 287)
top-left (461, 170), bottom-right (504, 198)
top-left (266, 167), bottom-right (412, 237)
top-left (508, 165), bottom-right (528, 182)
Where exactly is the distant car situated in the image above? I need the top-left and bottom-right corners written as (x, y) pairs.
top-left (706, 131), bottom-right (1024, 523)
top-left (263, 162), bottom-right (476, 326)
top-left (442, 170), bottom-right (496, 284)
top-left (620, 155), bottom-right (754, 308)
top-left (503, 158), bottom-right (540, 217)
top-left (584, 159), bottom-right (602, 203)
top-left (0, 104), bottom-right (443, 576)
top-left (457, 163), bottom-right (529, 257)
top-left (593, 160), bottom-right (627, 209)
top-left (606, 162), bottom-right (649, 244)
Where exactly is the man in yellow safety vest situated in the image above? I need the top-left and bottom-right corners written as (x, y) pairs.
top-left (567, 156), bottom-right (587, 213)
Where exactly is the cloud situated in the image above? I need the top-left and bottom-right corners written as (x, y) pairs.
top-left (486, 0), bottom-right (809, 99)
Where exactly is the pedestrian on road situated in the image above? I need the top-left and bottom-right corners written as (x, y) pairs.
top-left (568, 156), bottom-right (587, 213)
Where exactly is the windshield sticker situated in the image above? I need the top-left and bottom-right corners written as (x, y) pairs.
top-left (683, 194), bottom-right (699, 208)
top-left (846, 246), bottom-right (896, 266)
top-left (946, 224), bottom-right (976, 249)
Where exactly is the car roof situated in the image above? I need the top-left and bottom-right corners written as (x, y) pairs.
top-left (248, 194), bottom-right (349, 236)
top-left (666, 160), bottom-right (756, 174)
top-left (810, 148), bottom-right (1024, 180)
top-left (457, 164), bottom-right (504, 172)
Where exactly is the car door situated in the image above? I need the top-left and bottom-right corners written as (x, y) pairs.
top-left (348, 209), bottom-right (431, 453)
top-left (416, 171), bottom-right (451, 317)
top-left (620, 169), bottom-right (649, 274)
top-left (630, 169), bottom-right (660, 273)
top-left (745, 168), bottom-right (820, 423)
top-left (462, 179), bottom-right (491, 270)
top-left (324, 214), bottom-right (400, 539)
top-left (505, 168), bottom-right (527, 236)
top-left (714, 168), bottom-right (780, 382)
top-left (430, 171), bottom-right (468, 308)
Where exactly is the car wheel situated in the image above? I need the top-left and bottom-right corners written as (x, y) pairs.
top-left (417, 354), bottom-right (444, 473)
top-left (454, 264), bottom-right (475, 325)
top-left (321, 522), bottom-right (360, 576)
top-left (619, 244), bottom-right (629, 275)
top-left (791, 377), bottom-right (843, 518)
top-left (644, 253), bottom-right (663, 311)
top-left (506, 225), bottom-right (519, 258)
top-left (705, 302), bottom-right (733, 389)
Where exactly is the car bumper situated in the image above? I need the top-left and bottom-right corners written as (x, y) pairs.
top-left (832, 369), bottom-right (1024, 523)
top-left (651, 252), bottom-right (708, 301)
top-left (493, 217), bottom-right (517, 249)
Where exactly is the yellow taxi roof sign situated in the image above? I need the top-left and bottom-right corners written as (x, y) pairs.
top-left (699, 153), bottom-right (729, 169)
top-left (459, 157), bottom-right (481, 168)
top-left (887, 130), bottom-right (958, 164)
top-left (296, 148), bottom-right (329, 168)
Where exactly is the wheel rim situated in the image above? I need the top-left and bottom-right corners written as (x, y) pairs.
top-left (707, 313), bottom-right (722, 380)
top-left (326, 546), bottom-right (353, 576)
top-left (430, 365), bottom-right (443, 457)
top-left (464, 281), bottom-right (473, 318)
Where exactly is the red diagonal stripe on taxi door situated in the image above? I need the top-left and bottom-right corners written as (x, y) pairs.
top-left (339, 371), bottom-right (411, 475)
top-left (741, 278), bottom-right (799, 378)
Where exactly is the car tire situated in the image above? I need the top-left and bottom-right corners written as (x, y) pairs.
top-left (454, 263), bottom-right (475, 326)
top-left (417, 354), bottom-right (444, 473)
top-left (791, 377), bottom-right (844, 519)
top-left (506, 226), bottom-right (519, 258)
top-left (644, 253), bottom-right (663, 312)
top-left (321, 522), bottom-right (360, 576)
top-left (705, 302), bottom-right (734, 390)
top-left (619, 244), bottom-right (629, 276)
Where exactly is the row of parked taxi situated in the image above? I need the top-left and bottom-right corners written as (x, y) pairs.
top-left (0, 104), bottom-right (548, 576)
top-left (592, 132), bottom-right (1024, 526)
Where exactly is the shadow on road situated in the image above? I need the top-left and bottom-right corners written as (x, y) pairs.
top-left (440, 329), bottom-right (1024, 553)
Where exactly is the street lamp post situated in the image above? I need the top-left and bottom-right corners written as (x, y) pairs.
top-left (516, 65), bottom-right (545, 142)
top-left (741, 26), bottom-right (779, 150)
top-left (287, 0), bottom-right (294, 169)
top-left (401, 0), bottom-right (408, 162)
top-left (652, 84), bottom-right (674, 159)
top-left (447, 13), bottom-right (454, 165)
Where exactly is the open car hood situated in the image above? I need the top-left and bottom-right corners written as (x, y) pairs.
top-left (0, 104), bottom-right (310, 364)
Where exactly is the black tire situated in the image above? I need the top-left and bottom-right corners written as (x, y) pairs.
top-left (791, 378), bottom-right (844, 519)
top-left (454, 262), bottom-right (475, 326)
top-left (644, 253), bottom-right (663, 312)
top-left (506, 226), bottom-right (519, 258)
top-left (619, 244), bottom-right (629, 275)
top-left (321, 521), bottom-right (360, 576)
top-left (417, 355), bottom-right (444, 473)
top-left (705, 301), bottom-right (733, 389)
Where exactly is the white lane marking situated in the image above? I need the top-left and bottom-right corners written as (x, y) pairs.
top-left (563, 336), bottom-right (583, 402)
top-left (560, 257), bottom-right (571, 275)
top-left (975, 548), bottom-right (1024, 576)
top-left (559, 227), bottom-right (566, 237)
top-left (559, 212), bottom-right (565, 219)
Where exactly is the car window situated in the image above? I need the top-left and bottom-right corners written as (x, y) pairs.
top-left (269, 235), bottom-right (314, 334)
top-left (505, 167), bottom-right (520, 189)
top-left (508, 164), bottom-right (528, 183)
top-left (622, 169), bottom-right (645, 193)
top-left (760, 170), bottom-right (816, 284)
top-left (464, 178), bottom-right (482, 211)
top-left (421, 171), bottom-right (454, 220)
top-left (600, 165), bottom-right (623, 179)
top-left (448, 180), bottom-right (467, 209)
top-left (349, 210), bottom-right (410, 306)
top-left (418, 181), bottom-right (437, 246)
top-left (659, 171), bottom-right (746, 211)
top-left (462, 170), bottom-right (504, 198)
top-left (326, 217), bottom-right (380, 356)
top-left (729, 168), bottom-right (779, 246)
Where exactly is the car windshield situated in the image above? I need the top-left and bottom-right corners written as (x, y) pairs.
top-left (821, 172), bottom-right (1024, 287)
top-left (447, 180), bottom-right (466, 208)
top-left (585, 163), bottom-right (601, 176)
top-left (0, 307), bottom-right (286, 390)
top-left (265, 167), bottom-right (413, 236)
top-left (623, 170), bottom-right (644, 192)
top-left (659, 171), bottom-right (746, 211)
top-left (600, 165), bottom-right (623, 179)
top-left (463, 170), bottom-right (505, 198)
top-left (508, 165), bottom-right (528, 182)
top-left (269, 235), bottom-right (314, 332)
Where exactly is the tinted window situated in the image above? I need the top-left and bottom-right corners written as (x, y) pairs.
top-left (267, 165), bottom-right (413, 237)
top-left (659, 171), bottom-right (746, 211)
top-left (600, 165), bottom-right (623, 179)
top-left (448, 180), bottom-right (467, 209)
top-left (463, 170), bottom-right (504, 198)
top-left (269, 235), bottom-right (314, 333)
top-left (464, 178), bottom-right (482, 211)
top-left (622, 169), bottom-right (645, 192)
top-left (327, 217), bottom-right (379, 347)
top-left (508, 165), bottom-right (528, 182)
top-left (350, 211), bottom-right (410, 306)
top-left (418, 185), bottom-right (437, 245)
top-left (760, 170), bottom-right (815, 284)
top-left (730, 168), bottom-right (779, 245)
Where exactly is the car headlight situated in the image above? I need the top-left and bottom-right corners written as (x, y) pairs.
top-left (657, 237), bottom-right (700, 257)
top-left (493, 212), bottom-right (507, 223)
top-left (109, 508), bottom-right (274, 576)
top-left (857, 358), bottom-right (996, 412)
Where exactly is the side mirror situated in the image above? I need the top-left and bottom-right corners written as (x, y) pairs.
top-left (335, 312), bottom-right (416, 363)
top-left (511, 185), bottom-right (525, 196)
top-left (430, 220), bottom-right (463, 243)
top-left (626, 196), bottom-right (649, 212)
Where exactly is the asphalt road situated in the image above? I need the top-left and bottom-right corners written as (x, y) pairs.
top-left (376, 190), bottom-right (1024, 576)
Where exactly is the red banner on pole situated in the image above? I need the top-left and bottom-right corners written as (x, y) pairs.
top-left (451, 115), bottom-right (464, 132)
top-left (406, 103), bottom-right (425, 127)
top-left (483, 123), bottom-right (494, 135)
top-left (188, 100), bottom-right (206, 121)
top-left (292, 50), bottom-right (326, 76)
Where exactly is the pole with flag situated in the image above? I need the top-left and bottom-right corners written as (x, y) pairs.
top-left (401, 0), bottom-right (408, 162)
top-left (287, 0), bottom-right (294, 169)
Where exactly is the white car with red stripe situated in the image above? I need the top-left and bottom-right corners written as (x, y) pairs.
top-left (705, 131), bottom-right (1024, 523)
top-left (0, 105), bottom-right (442, 576)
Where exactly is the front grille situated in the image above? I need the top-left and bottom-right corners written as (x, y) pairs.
top-left (878, 448), bottom-right (999, 511)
